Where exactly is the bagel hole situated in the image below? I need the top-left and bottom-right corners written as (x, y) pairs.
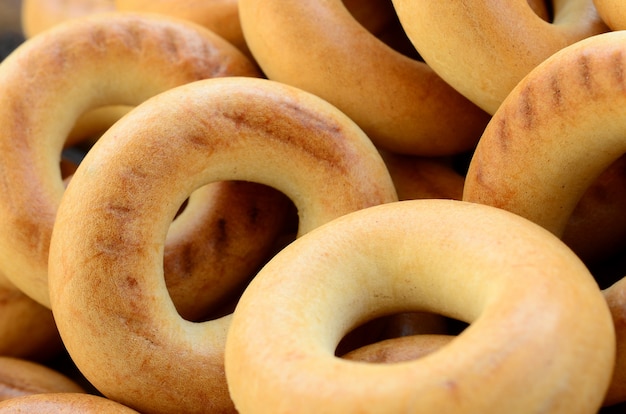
top-left (335, 312), bottom-right (467, 363)
top-left (166, 186), bottom-right (298, 323)
top-left (344, 0), bottom-right (422, 61)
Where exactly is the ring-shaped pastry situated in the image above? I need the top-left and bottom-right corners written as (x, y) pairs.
top-left (224, 199), bottom-right (615, 413)
top-left (462, 30), bottom-right (626, 405)
top-left (48, 77), bottom-right (398, 414)
top-left (392, 0), bottom-right (609, 114)
top-left (0, 12), bottom-right (263, 309)
top-left (238, 0), bottom-right (491, 156)
top-left (594, 0), bottom-right (626, 30)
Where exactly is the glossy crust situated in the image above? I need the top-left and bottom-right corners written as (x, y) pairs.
top-left (48, 77), bottom-right (397, 414)
top-left (0, 12), bottom-right (262, 309)
top-left (392, 0), bottom-right (609, 113)
top-left (238, 0), bottom-right (490, 156)
top-left (0, 393), bottom-right (140, 413)
top-left (461, 30), bottom-right (626, 404)
top-left (224, 199), bottom-right (614, 413)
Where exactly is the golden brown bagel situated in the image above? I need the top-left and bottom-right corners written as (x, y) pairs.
top-left (48, 77), bottom-right (398, 414)
top-left (594, 0), bottom-right (626, 30)
top-left (0, 393), bottom-right (140, 413)
top-left (224, 199), bottom-right (614, 413)
top-left (238, 0), bottom-right (490, 156)
top-left (21, 0), bottom-right (115, 38)
top-left (392, 0), bottom-right (609, 114)
top-left (0, 356), bottom-right (85, 400)
top-left (462, 30), bottom-right (626, 404)
top-left (0, 12), bottom-right (263, 309)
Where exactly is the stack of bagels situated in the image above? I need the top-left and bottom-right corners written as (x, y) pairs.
top-left (0, 0), bottom-right (624, 412)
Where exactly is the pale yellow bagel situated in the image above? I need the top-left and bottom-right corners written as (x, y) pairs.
top-left (224, 199), bottom-right (614, 413)
top-left (462, 30), bottom-right (626, 404)
top-left (0, 393), bottom-right (140, 413)
top-left (238, 0), bottom-right (490, 156)
top-left (0, 356), bottom-right (85, 400)
top-left (48, 77), bottom-right (398, 414)
top-left (21, 0), bottom-right (115, 38)
top-left (0, 12), bottom-right (262, 308)
top-left (392, 0), bottom-right (609, 114)
top-left (594, 0), bottom-right (626, 30)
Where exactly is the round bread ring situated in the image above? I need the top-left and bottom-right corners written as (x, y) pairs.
top-left (224, 199), bottom-right (615, 413)
top-left (0, 12), bottom-right (263, 308)
top-left (461, 30), bottom-right (626, 404)
top-left (594, 0), bottom-right (626, 30)
top-left (0, 356), bottom-right (86, 401)
top-left (21, 0), bottom-right (115, 38)
top-left (0, 393), bottom-right (141, 413)
top-left (238, 0), bottom-right (490, 156)
top-left (391, 0), bottom-right (609, 114)
top-left (48, 76), bottom-right (398, 414)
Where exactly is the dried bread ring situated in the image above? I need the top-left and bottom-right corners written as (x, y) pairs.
top-left (392, 0), bottom-right (609, 114)
top-left (0, 393), bottom-right (140, 413)
top-left (21, 0), bottom-right (115, 38)
top-left (594, 0), bottom-right (626, 30)
top-left (224, 199), bottom-right (614, 413)
top-left (48, 77), bottom-right (398, 414)
top-left (0, 12), bottom-right (263, 309)
top-left (0, 356), bottom-right (85, 401)
top-left (238, 0), bottom-right (490, 156)
top-left (462, 30), bottom-right (626, 405)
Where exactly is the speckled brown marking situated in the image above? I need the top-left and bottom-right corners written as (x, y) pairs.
top-left (578, 53), bottom-right (593, 91)
top-left (86, 24), bottom-right (107, 52)
top-left (215, 218), bottom-right (228, 248)
top-left (517, 83), bottom-right (535, 130)
top-left (118, 21), bottom-right (143, 53)
top-left (550, 73), bottom-right (563, 108)
top-left (494, 116), bottom-right (511, 154)
top-left (222, 99), bottom-right (351, 173)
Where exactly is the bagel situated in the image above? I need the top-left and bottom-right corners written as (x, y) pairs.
top-left (0, 12), bottom-right (264, 309)
top-left (21, 0), bottom-right (115, 38)
top-left (224, 199), bottom-right (614, 413)
top-left (0, 393), bottom-right (140, 413)
top-left (391, 0), bottom-right (609, 114)
top-left (594, 0), bottom-right (626, 30)
top-left (0, 356), bottom-right (85, 400)
top-left (238, 0), bottom-right (491, 156)
top-left (461, 30), bottom-right (626, 404)
top-left (48, 76), bottom-right (398, 414)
